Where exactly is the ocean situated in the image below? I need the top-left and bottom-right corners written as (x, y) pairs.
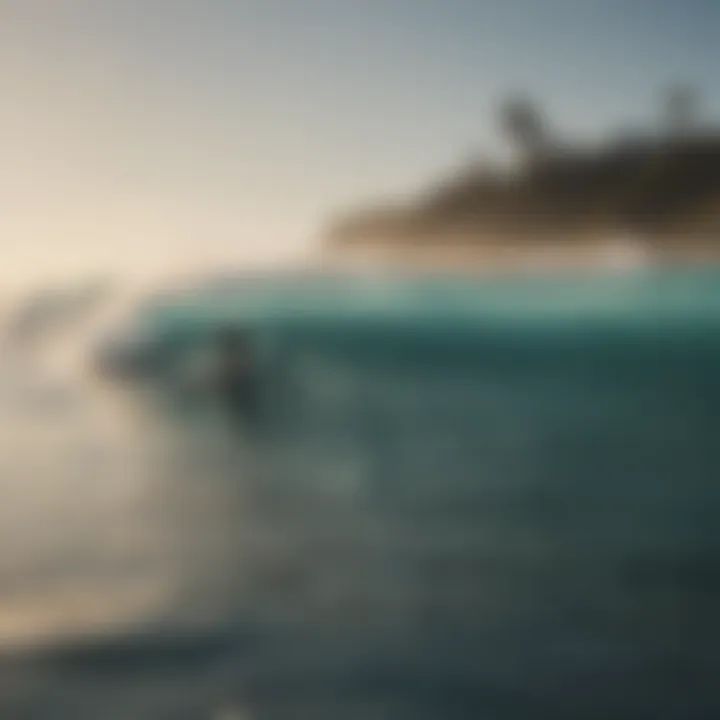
top-left (1, 267), bottom-right (720, 718)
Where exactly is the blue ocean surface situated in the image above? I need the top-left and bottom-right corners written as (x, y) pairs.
top-left (1, 267), bottom-right (720, 719)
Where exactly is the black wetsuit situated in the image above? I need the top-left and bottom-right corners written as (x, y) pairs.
top-left (215, 331), bottom-right (260, 424)
top-left (225, 369), bottom-right (258, 422)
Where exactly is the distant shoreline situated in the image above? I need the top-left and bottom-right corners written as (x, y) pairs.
top-left (321, 235), bottom-right (720, 275)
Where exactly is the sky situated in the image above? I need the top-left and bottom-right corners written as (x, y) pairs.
top-left (1, 0), bottom-right (719, 288)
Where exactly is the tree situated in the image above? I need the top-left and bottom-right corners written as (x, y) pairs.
top-left (664, 85), bottom-right (699, 137)
top-left (500, 96), bottom-right (547, 161)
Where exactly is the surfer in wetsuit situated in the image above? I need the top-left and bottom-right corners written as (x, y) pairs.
top-left (214, 327), bottom-right (260, 423)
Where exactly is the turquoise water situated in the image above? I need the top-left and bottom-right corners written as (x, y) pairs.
top-left (146, 266), bottom-right (720, 327)
top-left (3, 267), bottom-right (720, 718)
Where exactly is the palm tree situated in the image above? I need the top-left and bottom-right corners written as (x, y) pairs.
top-left (500, 96), bottom-right (547, 163)
top-left (664, 85), bottom-right (699, 137)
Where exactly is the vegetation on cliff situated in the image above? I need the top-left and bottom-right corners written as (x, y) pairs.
top-left (327, 90), bottom-right (720, 252)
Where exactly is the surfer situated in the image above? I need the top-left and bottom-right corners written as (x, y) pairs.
top-left (214, 326), bottom-right (260, 423)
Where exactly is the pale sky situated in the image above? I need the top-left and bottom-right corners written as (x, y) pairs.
top-left (1, 0), bottom-right (719, 288)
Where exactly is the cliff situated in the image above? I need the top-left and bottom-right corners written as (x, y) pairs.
top-left (325, 116), bottom-right (720, 261)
